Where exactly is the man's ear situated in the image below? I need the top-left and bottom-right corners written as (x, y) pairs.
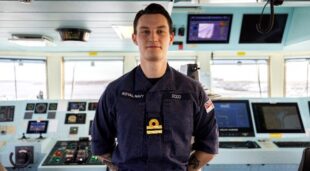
top-left (169, 32), bottom-right (175, 45)
top-left (132, 33), bottom-right (138, 45)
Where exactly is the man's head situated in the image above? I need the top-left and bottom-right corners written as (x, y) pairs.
top-left (132, 3), bottom-right (174, 63)
top-left (133, 3), bottom-right (173, 34)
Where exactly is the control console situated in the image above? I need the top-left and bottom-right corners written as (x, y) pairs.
top-left (42, 140), bottom-right (102, 166)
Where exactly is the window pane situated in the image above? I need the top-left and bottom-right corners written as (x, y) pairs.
top-left (136, 58), bottom-right (197, 72)
top-left (15, 60), bottom-right (47, 99)
top-left (168, 59), bottom-right (196, 72)
top-left (64, 60), bottom-right (123, 99)
top-left (285, 59), bottom-right (309, 97)
top-left (0, 59), bottom-right (47, 100)
top-left (0, 61), bottom-right (15, 100)
top-left (211, 59), bottom-right (269, 97)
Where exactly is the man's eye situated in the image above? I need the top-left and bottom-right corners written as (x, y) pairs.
top-left (141, 30), bottom-right (150, 34)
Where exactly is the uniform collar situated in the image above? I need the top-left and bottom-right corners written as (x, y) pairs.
top-left (134, 64), bottom-right (175, 92)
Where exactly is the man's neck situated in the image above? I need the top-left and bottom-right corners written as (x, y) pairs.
top-left (140, 60), bottom-right (167, 79)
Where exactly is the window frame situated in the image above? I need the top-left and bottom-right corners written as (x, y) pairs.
top-left (0, 56), bottom-right (47, 100)
top-left (210, 57), bottom-right (270, 98)
top-left (284, 57), bottom-right (310, 97)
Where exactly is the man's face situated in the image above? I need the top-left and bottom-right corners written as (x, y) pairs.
top-left (132, 14), bottom-right (174, 62)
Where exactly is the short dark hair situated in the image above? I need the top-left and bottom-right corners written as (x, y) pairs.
top-left (133, 3), bottom-right (173, 34)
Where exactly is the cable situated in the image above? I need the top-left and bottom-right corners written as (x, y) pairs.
top-left (256, 0), bottom-right (275, 34)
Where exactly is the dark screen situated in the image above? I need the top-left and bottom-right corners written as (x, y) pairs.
top-left (0, 106), bottom-right (15, 122)
top-left (239, 14), bottom-right (288, 43)
top-left (252, 103), bottom-right (305, 133)
top-left (187, 14), bottom-right (232, 43)
top-left (213, 100), bottom-right (254, 137)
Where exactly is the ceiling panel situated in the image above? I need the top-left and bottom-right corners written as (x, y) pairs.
top-left (0, 0), bottom-right (173, 52)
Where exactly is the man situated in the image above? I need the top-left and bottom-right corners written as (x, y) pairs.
top-left (91, 3), bottom-right (218, 171)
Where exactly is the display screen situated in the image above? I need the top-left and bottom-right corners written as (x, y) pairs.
top-left (67, 102), bottom-right (86, 111)
top-left (26, 103), bottom-right (35, 111)
top-left (65, 113), bottom-right (86, 124)
top-left (26, 120), bottom-right (49, 134)
top-left (88, 102), bottom-right (98, 111)
top-left (239, 14), bottom-right (288, 43)
top-left (252, 102), bottom-right (305, 133)
top-left (48, 103), bottom-right (58, 111)
top-left (213, 100), bottom-right (254, 137)
top-left (34, 103), bottom-right (48, 114)
top-left (0, 106), bottom-right (15, 122)
top-left (187, 14), bottom-right (232, 43)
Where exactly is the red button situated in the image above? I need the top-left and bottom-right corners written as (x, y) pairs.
top-left (54, 150), bottom-right (62, 156)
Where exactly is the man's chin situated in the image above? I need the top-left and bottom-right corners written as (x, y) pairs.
top-left (145, 55), bottom-right (163, 62)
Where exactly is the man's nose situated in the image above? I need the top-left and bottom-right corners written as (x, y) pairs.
top-left (150, 31), bottom-right (159, 41)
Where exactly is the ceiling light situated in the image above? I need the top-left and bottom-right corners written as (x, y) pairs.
top-left (56, 28), bottom-right (91, 42)
top-left (8, 34), bottom-right (54, 47)
top-left (112, 26), bottom-right (133, 40)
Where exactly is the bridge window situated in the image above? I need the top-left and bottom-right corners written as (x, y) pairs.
top-left (64, 58), bottom-right (124, 99)
top-left (285, 58), bottom-right (310, 97)
top-left (168, 58), bottom-right (197, 72)
top-left (0, 58), bottom-right (47, 100)
top-left (136, 56), bottom-right (197, 71)
top-left (210, 59), bottom-right (269, 97)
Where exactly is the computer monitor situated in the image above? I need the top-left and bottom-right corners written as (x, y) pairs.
top-left (252, 102), bottom-right (305, 133)
top-left (213, 100), bottom-right (254, 137)
top-left (187, 14), bottom-right (232, 43)
top-left (26, 120), bottom-right (49, 134)
top-left (239, 14), bottom-right (288, 43)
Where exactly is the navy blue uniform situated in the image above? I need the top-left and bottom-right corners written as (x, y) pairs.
top-left (92, 65), bottom-right (218, 171)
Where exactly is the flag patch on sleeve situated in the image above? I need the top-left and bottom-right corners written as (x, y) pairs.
top-left (204, 99), bottom-right (214, 114)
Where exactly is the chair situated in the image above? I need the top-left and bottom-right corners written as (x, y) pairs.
top-left (298, 147), bottom-right (310, 171)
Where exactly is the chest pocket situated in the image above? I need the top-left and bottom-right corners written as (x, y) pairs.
top-left (162, 92), bottom-right (194, 162)
top-left (115, 95), bottom-right (145, 160)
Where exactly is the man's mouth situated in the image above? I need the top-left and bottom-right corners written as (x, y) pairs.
top-left (147, 45), bottom-right (161, 49)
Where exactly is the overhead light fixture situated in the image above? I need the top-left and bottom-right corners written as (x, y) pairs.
top-left (112, 26), bottom-right (133, 40)
top-left (56, 28), bottom-right (91, 42)
top-left (8, 34), bottom-right (54, 47)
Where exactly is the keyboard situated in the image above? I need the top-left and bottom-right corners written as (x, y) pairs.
top-left (219, 141), bottom-right (260, 149)
top-left (273, 141), bottom-right (310, 148)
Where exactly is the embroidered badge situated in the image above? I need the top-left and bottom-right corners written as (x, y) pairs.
top-left (121, 91), bottom-right (144, 99)
top-left (204, 98), bottom-right (214, 114)
top-left (146, 118), bottom-right (163, 135)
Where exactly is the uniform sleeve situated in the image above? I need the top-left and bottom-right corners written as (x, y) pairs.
top-left (192, 86), bottom-right (219, 154)
top-left (91, 86), bottom-right (117, 155)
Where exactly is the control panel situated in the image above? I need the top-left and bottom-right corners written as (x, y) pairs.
top-left (42, 140), bottom-right (102, 166)
top-left (0, 99), bottom-right (98, 171)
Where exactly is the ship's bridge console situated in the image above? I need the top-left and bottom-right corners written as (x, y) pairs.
top-left (0, 98), bottom-right (310, 171)
top-left (0, 100), bottom-right (105, 171)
